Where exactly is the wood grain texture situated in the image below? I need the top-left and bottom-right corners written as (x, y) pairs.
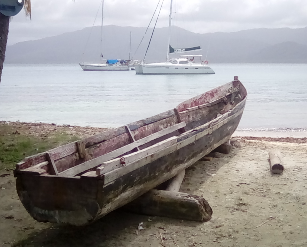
top-left (269, 150), bottom-right (284, 174)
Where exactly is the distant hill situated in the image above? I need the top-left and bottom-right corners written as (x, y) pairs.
top-left (5, 25), bottom-right (307, 64)
top-left (249, 41), bottom-right (307, 63)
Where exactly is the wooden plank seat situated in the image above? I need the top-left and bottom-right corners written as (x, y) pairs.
top-left (15, 109), bottom-right (176, 172)
top-left (101, 104), bottom-right (245, 186)
top-left (58, 122), bottom-right (186, 177)
top-left (96, 136), bottom-right (178, 176)
top-left (20, 161), bottom-right (49, 175)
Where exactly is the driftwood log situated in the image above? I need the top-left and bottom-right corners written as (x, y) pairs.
top-left (269, 150), bottom-right (284, 174)
top-left (124, 170), bottom-right (213, 222)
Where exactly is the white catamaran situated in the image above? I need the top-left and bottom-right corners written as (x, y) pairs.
top-left (79, 0), bottom-right (130, 71)
top-left (135, 0), bottom-right (215, 75)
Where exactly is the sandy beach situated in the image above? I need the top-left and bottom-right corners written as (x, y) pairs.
top-left (0, 121), bottom-right (306, 246)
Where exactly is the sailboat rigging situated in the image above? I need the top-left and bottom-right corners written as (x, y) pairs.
top-left (79, 0), bottom-right (131, 71)
top-left (135, 0), bottom-right (215, 75)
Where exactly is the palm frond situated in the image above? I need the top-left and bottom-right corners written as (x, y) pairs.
top-left (24, 0), bottom-right (31, 19)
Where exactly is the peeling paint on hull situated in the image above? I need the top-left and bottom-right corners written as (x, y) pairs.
top-left (15, 78), bottom-right (247, 225)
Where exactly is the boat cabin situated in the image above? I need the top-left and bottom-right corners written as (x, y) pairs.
top-left (169, 55), bottom-right (205, 65)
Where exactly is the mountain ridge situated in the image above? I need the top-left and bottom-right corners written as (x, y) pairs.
top-left (5, 25), bottom-right (307, 64)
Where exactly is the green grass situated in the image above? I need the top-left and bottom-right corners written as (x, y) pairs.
top-left (0, 124), bottom-right (80, 171)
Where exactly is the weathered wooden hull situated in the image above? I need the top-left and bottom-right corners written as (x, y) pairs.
top-left (14, 77), bottom-right (247, 226)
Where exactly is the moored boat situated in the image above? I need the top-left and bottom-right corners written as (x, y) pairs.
top-left (14, 76), bottom-right (247, 226)
top-left (136, 0), bottom-right (215, 75)
top-left (135, 55), bottom-right (215, 75)
top-left (79, 0), bottom-right (131, 72)
top-left (79, 60), bottom-right (130, 71)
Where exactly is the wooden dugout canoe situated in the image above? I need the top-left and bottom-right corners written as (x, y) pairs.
top-left (14, 76), bottom-right (247, 226)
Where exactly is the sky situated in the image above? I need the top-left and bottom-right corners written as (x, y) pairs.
top-left (7, 0), bottom-right (307, 45)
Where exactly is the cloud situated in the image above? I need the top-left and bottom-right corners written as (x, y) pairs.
top-left (7, 0), bottom-right (307, 45)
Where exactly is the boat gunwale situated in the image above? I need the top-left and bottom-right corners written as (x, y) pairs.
top-left (15, 109), bottom-right (177, 171)
top-left (15, 79), bottom-right (247, 180)
top-left (102, 100), bottom-right (246, 186)
top-left (15, 97), bottom-right (246, 181)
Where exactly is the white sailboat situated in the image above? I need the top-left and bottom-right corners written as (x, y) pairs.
top-left (79, 0), bottom-right (130, 71)
top-left (135, 0), bottom-right (215, 75)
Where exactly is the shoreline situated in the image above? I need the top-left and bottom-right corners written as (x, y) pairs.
top-left (235, 129), bottom-right (307, 138)
top-left (1, 120), bottom-right (307, 139)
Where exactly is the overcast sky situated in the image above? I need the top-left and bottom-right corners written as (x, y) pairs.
top-left (7, 0), bottom-right (307, 45)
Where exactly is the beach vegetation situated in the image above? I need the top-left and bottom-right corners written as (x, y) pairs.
top-left (0, 122), bottom-right (79, 171)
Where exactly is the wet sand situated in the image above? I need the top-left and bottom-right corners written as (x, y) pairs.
top-left (235, 129), bottom-right (307, 138)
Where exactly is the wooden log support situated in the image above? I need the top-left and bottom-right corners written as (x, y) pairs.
top-left (165, 170), bottom-right (185, 192)
top-left (230, 138), bottom-right (242, 148)
top-left (124, 189), bottom-right (212, 222)
top-left (200, 156), bottom-right (213, 161)
top-left (213, 140), bottom-right (232, 154)
top-left (269, 150), bottom-right (284, 174)
top-left (124, 169), bottom-right (212, 222)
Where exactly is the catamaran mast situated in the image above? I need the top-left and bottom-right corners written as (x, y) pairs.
top-left (166, 0), bottom-right (173, 61)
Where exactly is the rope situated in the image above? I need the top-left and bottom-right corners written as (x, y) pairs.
top-left (80, 1), bottom-right (102, 62)
top-left (143, 0), bottom-right (165, 61)
top-left (132, 0), bottom-right (162, 60)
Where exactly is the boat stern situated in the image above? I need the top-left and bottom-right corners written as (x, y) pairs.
top-left (135, 64), bottom-right (144, 74)
top-left (15, 173), bottom-right (102, 226)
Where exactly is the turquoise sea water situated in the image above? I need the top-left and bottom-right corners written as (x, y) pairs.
top-left (0, 63), bottom-right (307, 130)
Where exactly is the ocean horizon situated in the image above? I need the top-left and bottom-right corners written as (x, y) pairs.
top-left (1, 63), bottom-right (307, 131)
